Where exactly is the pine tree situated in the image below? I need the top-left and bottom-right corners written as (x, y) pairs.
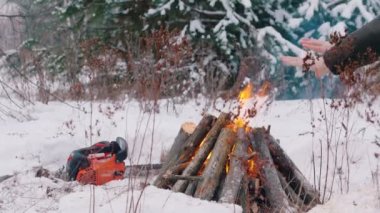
top-left (147, 0), bottom-right (379, 99)
top-left (8, 0), bottom-right (379, 99)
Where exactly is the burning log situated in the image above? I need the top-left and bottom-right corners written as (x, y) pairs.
top-left (172, 113), bottom-right (230, 192)
top-left (153, 114), bottom-right (215, 188)
top-left (263, 129), bottom-right (321, 208)
top-left (219, 128), bottom-right (248, 203)
top-left (194, 128), bottom-right (235, 200)
top-left (155, 112), bottom-right (320, 212)
top-left (250, 128), bottom-right (296, 212)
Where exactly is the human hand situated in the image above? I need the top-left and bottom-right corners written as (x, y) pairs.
top-left (300, 38), bottom-right (333, 54)
top-left (280, 56), bottom-right (330, 78)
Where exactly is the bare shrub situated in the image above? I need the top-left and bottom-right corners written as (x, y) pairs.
top-left (305, 30), bottom-right (379, 203)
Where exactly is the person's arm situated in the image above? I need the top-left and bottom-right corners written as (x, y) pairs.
top-left (324, 16), bottom-right (380, 74)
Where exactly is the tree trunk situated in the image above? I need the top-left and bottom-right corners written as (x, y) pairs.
top-left (219, 128), bottom-right (248, 203)
top-left (250, 128), bottom-right (295, 212)
top-left (153, 115), bottom-right (215, 188)
top-left (164, 122), bottom-right (195, 166)
top-left (264, 129), bottom-right (320, 206)
top-left (172, 113), bottom-right (230, 192)
top-left (194, 128), bottom-right (235, 200)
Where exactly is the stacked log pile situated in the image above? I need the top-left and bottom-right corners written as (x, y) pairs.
top-left (153, 113), bottom-right (320, 212)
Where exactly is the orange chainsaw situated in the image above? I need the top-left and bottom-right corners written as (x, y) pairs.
top-left (66, 137), bottom-right (128, 185)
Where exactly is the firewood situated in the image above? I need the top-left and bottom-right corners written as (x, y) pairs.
top-left (219, 128), bottom-right (248, 203)
top-left (214, 174), bottom-right (227, 201)
top-left (172, 113), bottom-right (230, 192)
top-left (153, 115), bottom-right (215, 188)
top-left (164, 122), bottom-right (195, 166)
top-left (264, 129), bottom-right (321, 206)
top-left (185, 182), bottom-right (198, 196)
top-left (277, 170), bottom-right (305, 211)
top-left (239, 174), bottom-right (250, 213)
top-left (164, 174), bottom-right (203, 181)
top-left (125, 163), bottom-right (162, 177)
top-left (194, 128), bottom-right (235, 200)
top-left (171, 162), bottom-right (189, 174)
top-left (250, 128), bottom-right (296, 212)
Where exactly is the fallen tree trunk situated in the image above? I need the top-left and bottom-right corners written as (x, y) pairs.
top-left (172, 113), bottom-right (230, 192)
top-left (219, 128), bottom-right (248, 203)
top-left (153, 115), bottom-right (215, 188)
top-left (194, 128), bottom-right (235, 200)
top-left (265, 129), bottom-right (320, 206)
top-left (250, 128), bottom-right (295, 212)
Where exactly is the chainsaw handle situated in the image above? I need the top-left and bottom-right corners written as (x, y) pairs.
top-left (115, 137), bottom-right (128, 162)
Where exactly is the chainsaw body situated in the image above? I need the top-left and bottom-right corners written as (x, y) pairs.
top-left (76, 154), bottom-right (125, 185)
top-left (66, 137), bottom-right (128, 185)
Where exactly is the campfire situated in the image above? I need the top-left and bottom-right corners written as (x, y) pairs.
top-left (153, 83), bottom-right (320, 212)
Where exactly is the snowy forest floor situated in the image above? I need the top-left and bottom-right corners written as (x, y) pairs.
top-left (0, 97), bottom-right (379, 213)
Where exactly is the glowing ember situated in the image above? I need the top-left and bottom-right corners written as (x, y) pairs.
top-left (234, 117), bottom-right (246, 128)
top-left (247, 146), bottom-right (257, 177)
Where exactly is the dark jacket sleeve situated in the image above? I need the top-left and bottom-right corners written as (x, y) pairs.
top-left (323, 16), bottom-right (380, 75)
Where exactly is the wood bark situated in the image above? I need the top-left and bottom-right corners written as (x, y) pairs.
top-left (277, 171), bottom-right (305, 211)
top-left (194, 128), bottom-right (235, 200)
top-left (125, 163), bottom-right (162, 177)
top-left (172, 113), bottom-right (230, 192)
top-left (164, 174), bottom-right (203, 181)
top-left (185, 182), bottom-right (198, 196)
top-left (219, 128), bottom-right (248, 203)
top-left (264, 129), bottom-right (320, 206)
top-left (239, 174), bottom-right (250, 213)
top-left (164, 122), bottom-right (195, 166)
top-left (250, 128), bottom-right (295, 212)
top-left (153, 115), bottom-right (215, 188)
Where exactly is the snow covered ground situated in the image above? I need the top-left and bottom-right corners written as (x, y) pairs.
top-left (0, 97), bottom-right (379, 212)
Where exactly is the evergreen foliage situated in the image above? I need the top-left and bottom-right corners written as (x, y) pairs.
top-left (5, 0), bottom-right (379, 99)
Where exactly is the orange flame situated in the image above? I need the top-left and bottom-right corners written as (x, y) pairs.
top-left (238, 83), bottom-right (253, 101)
top-left (231, 82), bottom-right (254, 131)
